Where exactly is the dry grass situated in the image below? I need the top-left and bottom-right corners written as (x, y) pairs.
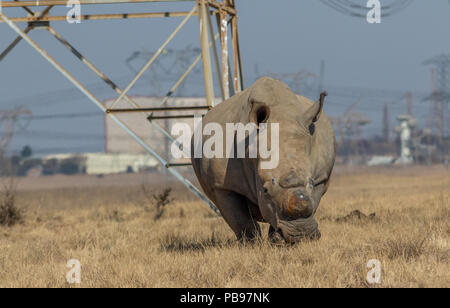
top-left (0, 167), bottom-right (448, 288)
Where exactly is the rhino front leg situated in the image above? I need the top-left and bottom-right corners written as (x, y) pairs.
top-left (214, 189), bottom-right (261, 242)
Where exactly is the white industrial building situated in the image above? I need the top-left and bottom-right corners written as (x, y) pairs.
top-left (40, 96), bottom-right (220, 175)
top-left (43, 153), bottom-right (159, 175)
top-left (103, 96), bottom-right (220, 155)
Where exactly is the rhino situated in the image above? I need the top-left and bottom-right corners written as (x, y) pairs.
top-left (191, 77), bottom-right (336, 243)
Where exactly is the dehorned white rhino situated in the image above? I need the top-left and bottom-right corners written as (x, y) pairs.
top-left (191, 77), bottom-right (336, 243)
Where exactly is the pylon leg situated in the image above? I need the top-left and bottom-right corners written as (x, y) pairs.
top-left (198, 0), bottom-right (215, 108)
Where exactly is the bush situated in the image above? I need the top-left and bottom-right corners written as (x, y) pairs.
top-left (153, 188), bottom-right (173, 221)
top-left (0, 180), bottom-right (23, 226)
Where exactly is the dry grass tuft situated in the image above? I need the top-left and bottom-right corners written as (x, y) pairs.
top-left (160, 232), bottom-right (233, 253)
top-left (335, 210), bottom-right (377, 224)
top-left (382, 236), bottom-right (428, 262)
top-left (0, 180), bottom-right (23, 227)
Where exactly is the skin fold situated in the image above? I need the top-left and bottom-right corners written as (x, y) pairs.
top-left (192, 77), bottom-right (336, 243)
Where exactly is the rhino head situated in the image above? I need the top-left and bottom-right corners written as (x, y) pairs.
top-left (245, 78), bottom-right (336, 243)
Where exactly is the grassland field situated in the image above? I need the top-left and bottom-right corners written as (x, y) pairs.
top-left (0, 165), bottom-right (448, 287)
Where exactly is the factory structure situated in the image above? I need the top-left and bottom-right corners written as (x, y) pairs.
top-left (39, 96), bottom-right (220, 175)
top-left (103, 96), bottom-right (219, 155)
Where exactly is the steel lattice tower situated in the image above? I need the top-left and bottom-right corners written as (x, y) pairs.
top-left (0, 0), bottom-right (245, 215)
top-left (423, 54), bottom-right (450, 138)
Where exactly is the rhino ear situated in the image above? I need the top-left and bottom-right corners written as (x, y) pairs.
top-left (304, 92), bottom-right (327, 123)
top-left (249, 100), bottom-right (271, 127)
top-left (301, 91), bottom-right (327, 124)
top-left (300, 92), bottom-right (327, 135)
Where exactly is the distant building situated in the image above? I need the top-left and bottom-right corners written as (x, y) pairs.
top-left (37, 97), bottom-right (222, 175)
top-left (103, 96), bottom-right (220, 155)
top-left (394, 115), bottom-right (416, 165)
top-left (43, 153), bottom-right (159, 175)
top-left (367, 156), bottom-right (395, 166)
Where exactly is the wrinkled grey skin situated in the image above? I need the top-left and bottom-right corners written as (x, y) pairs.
top-left (191, 77), bottom-right (336, 243)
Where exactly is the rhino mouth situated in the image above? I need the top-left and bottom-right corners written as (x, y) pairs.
top-left (277, 216), bottom-right (321, 244)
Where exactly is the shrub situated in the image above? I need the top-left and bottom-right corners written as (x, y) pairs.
top-left (0, 180), bottom-right (23, 226)
top-left (153, 188), bottom-right (173, 221)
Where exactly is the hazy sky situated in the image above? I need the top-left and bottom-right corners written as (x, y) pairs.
top-left (1, 0), bottom-right (449, 155)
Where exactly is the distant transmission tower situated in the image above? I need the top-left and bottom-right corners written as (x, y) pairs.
top-left (423, 54), bottom-right (450, 138)
top-left (126, 46), bottom-right (202, 97)
top-left (406, 91), bottom-right (413, 116)
top-left (318, 60), bottom-right (325, 96)
top-left (0, 107), bottom-right (31, 154)
top-left (268, 70), bottom-right (317, 96)
top-left (329, 98), bottom-right (370, 164)
top-left (383, 103), bottom-right (390, 143)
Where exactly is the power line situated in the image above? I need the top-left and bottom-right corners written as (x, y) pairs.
top-left (319, 0), bottom-right (414, 18)
top-left (0, 72), bottom-right (208, 109)
top-left (25, 112), bottom-right (103, 120)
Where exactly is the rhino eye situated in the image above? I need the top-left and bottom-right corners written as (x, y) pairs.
top-left (309, 123), bottom-right (315, 135)
top-left (314, 178), bottom-right (328, 187)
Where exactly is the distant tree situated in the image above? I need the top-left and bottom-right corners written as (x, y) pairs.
top-left (21, 146), bottom-right (32, 158)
